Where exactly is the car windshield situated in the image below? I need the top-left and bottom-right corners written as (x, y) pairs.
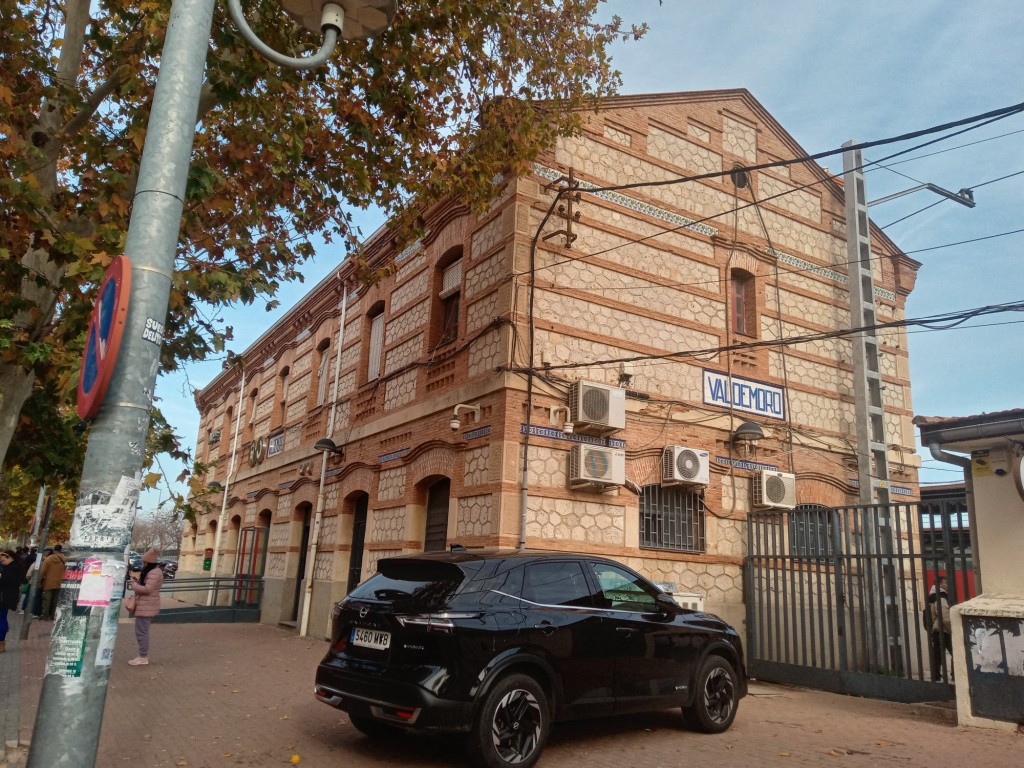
top-left (349, 560), bottom-right (464, 612)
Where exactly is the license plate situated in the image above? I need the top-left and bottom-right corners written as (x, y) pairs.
top-left (351, 627), bottom-right (391, 651)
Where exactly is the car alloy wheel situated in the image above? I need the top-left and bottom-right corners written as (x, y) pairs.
top-left (682, 656), bottom-right (738, 734)
top-left (469, 673), bottom-right (549, 768)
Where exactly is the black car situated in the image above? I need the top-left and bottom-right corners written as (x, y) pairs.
top-left (314, 550), bottom-right (746, 768)
top-left (127, 551), bottom-right (142, 572)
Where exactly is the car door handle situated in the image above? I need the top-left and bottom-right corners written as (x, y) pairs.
top-left (616, 627), bottom-right (636, 636)
top-left (534, 622), bottom-right (557, 636)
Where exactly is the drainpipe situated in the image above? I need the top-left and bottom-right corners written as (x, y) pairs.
top-left (299, 281), bottom-right (348, 637)
top-left (927, 441), bottom-right (982, 595)
top-left (207, 367), bottom-right (246, 605)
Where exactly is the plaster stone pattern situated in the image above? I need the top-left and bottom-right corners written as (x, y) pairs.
top-left (370, 506), bottom-right (407, 543)
top-left (763, 317), bottom-right (846, 363)
top-left (879, 350), bottom-right (900, 378)
top-left (339, 342), bottom-right (361, 374)
top-left (533, 288), bottom-right (720, 359)
top-left (647, 125), bottom-right (721, 176)
top-left (384, 369), bottom-right (418, 411)
top-left (333, 399), bottom-right (350, 431)
top-left (768, 286), bottom-right (846, 329)
top-left (391, 270), bottom-right (429, 314)
top-left (711, 517), bottom-right (747, 558)
top-left (465, 251), bottom-right (507, 300)
top-left (245, 501), bottom-right (257, 524)
top-left (620, 556), bottom-right (744, 605)
top-left (284, 424), bottom-right (302, 451)
top-left (771, 259), bottom-right (850, 306)
top-left (535, 328), bottom-right (706, 402)
top-left (526, 496), bottom-right (624, 545)
top-left (276, 492), bottom-right (292, 519)
top-left (721, 475), bottom-right (750, 516)
top-left (759, 173), bottom-right (821, 221)
top-left (396, 250), bottom-right (426, 282)
top-left (688, 123), bottom-right (710, 143)
top-left (318, 515), bottom-right (339, 547)
top-left (456, 494), bottom-right (494, 537)
top-left (386, 300), bottom-right (430, 345)
top-left (207, 445), bottom-right (220, 464)
top-left (788, 388), bottom-right (856, 435)
top-left (377, 467), bottom-right (408, 502)
top-left (325, 485), bottom-right (339, 512)
top-left (472, 215), bottom-right (505, 258)
top-left (365, 549), bottom-right (402, 578)
top-left (467, 292), bottom-right (502, 334)
top-left (603, 124), bottom-right (632, 147)
top-left (464, 445), bottom-right (491, 486)
top-left (345, 314), bottom-right (362, 342)
top-left (384, 334), bottom-right (424, 375)
top-left (291, 349), bottom-right (313, 377)
top-left (468, 329), bottom-right (503, 377)
top-left (526, 445), bottom-right (567, 489)
top-left (254, 417), bottom-right (271, 440)
top-left (540, 256), bottom-right (723, 327)
top-left (882, 382), bottom-right (906, 411)
top-left (265, 552), bottom-right (287, 578)
top-left (723, 116), bottom-right (757, 162)
top-left (313, 551), bottom-right (333, 580)
top-left (291, 370), bottom-right (312, 399)
top-left (770, 352), bottom-right (853, 398)
top-left (286, 397), bottom-right (309, 423)
top-left (335, 370), bottom-right (356, 399)
top-left (561, 222), bottom-right (718, 291)
top-left (255, 397), bottom-right (274, 421)
top-left (269, 522), bottom-right (291, 547)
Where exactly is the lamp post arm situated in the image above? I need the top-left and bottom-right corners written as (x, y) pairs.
top-left (226, 0), bottom-right (341, 70)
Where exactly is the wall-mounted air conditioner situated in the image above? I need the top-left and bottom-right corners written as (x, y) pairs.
top-left (568, 381), bottom-right (626, 436)
top-left (662, 446), bottom-right (710, 486)
top-left (569, 444), bottom-right (625, 491)
top-left (752, 470), bottom-right (797, 510)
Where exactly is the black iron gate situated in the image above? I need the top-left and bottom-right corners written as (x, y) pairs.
top-left (745, 501), bottom-right (969, 702)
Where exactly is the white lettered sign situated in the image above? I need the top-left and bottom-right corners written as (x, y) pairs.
top-left (703, 370), bottom-right (786, 420)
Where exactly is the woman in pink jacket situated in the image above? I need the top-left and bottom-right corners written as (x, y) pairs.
top-left (127, 548), bottom-right (164, 666)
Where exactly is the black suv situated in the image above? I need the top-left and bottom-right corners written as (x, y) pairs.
top-left (315, 550), bottom-right (746, 768)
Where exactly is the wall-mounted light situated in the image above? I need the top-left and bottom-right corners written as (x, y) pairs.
top-left (206, 481), bottom-right (224, 492)
top-left (314, 437), bottom-right (345, 460)
top-left (549, 405), bottom-right (573, 435)
top-left (732, 420), bottom-right (765, 456)
top-left (450, 403), bottom-right (481, 432)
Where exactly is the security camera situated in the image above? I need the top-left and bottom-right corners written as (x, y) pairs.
top-left (450, 417), bottom-right (461, 431)
top-left (562, 422), bottom-right (574, 435)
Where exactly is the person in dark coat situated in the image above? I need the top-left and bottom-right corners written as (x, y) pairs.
top-left (0, 549), bottom-right (27, 652)
top-left (127, 548), bottom-right (165, 666)
top-left (39, 544), bottom-right (67, 619)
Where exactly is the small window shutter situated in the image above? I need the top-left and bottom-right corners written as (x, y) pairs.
top-left (367, 313), bottom-right (385, 380)
top-left (439, 260), bottom-right (462, 299)
top-left (316, 349), bottom-right (330, 405)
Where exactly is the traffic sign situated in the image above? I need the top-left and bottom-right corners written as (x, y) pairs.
top-left (77, 255), bottom-right (132, 419)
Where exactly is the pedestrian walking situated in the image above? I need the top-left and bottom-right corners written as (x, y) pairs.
top-left (127, 548), bottom-right (165, 666)
top-left (927, 576), bottom-right (953, 681)
top-left (39, 544), bottom-right (67, 619)
top-left (0, 549), bottom-right (27, 652)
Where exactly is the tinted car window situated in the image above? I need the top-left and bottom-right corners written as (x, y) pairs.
top-left (590, 562), bottom-right (659, 612)
top-left (348, 560), bottom-right (463, 612)
top-left (523, 561), bottom-right (595, 607)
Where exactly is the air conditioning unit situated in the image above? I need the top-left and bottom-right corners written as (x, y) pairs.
top-left (569, 444), bottom-right (625, 491)
top-left (662, 446), bottom-right (710, 486)
top-left (568, 381), bottom-right (626, 436)
top-left (752, 470), bottom-right (797, 510)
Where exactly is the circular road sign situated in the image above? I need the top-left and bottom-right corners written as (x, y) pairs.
top-left (77, 255), bottom-right (132, 419)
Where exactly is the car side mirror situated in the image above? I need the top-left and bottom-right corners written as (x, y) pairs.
top-left (655, 593), bottom-right (683, 615)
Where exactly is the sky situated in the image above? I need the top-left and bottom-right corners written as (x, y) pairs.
top-left (143, 0), bottom-right (1024, 512)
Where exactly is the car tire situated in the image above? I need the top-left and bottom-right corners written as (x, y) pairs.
top-left (682, 655), bottom-right (739, 734)
top-left (348, 713), bottom-right (402, 739)
top-left (467, 673), bottom-right (549, 768)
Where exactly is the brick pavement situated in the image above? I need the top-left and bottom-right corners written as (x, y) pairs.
top-left (2, 609), bottom-right (1021, 768)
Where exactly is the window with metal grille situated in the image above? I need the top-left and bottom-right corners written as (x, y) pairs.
top-left (639, 484), bottom-right (705, 552)
top-left (789, 504), bottom-right (833, 560)
top-left (366, 310), bottom-right (384, 381)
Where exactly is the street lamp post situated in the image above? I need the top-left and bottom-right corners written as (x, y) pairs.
top-left (29, 3), bottom-right (394, 766)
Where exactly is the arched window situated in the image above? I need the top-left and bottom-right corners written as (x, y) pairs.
top-left (730, 268), bottom-right (756, 336)
top-left (365, 301), bottom-right (385, 382)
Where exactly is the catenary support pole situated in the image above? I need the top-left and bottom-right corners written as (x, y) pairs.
top-left (27, 0), bottom-right (216, 764)
top-left (300, 282), bottom-right (348, 637)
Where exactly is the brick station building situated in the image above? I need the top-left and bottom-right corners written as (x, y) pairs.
top-left (179, 90), bottom-right (921, 636)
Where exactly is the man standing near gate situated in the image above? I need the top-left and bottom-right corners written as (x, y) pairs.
top-left (927, 576), bottom-right (953, 681)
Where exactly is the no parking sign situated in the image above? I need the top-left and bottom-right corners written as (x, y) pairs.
top-left (77, 255), bottom-right (132, 419)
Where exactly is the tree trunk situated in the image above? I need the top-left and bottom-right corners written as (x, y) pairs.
top-left (0, 364), bottom-right (36, 468)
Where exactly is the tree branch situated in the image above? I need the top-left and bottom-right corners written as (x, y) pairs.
top-left (58, 71), bottom-right (123, 142)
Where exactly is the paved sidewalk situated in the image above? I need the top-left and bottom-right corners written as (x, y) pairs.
top-left (2, 610), bottom-right (1021, 768)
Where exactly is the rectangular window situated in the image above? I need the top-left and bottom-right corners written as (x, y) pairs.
top-left (367, 313), bottom-right (385, 381)
top-left (316, 349), bottom-right (330, 405)
top-left (732, 275), bottom-right (748, 335)
top-left (639, 484), bottom-right (705, 552)
top-left (438, 293), bottom-right (460, 346)
top-left (789, 507), bottom-right (833, 560)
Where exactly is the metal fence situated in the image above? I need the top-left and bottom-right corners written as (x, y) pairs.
top-left (745, 501), bottom-right (967, 702)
